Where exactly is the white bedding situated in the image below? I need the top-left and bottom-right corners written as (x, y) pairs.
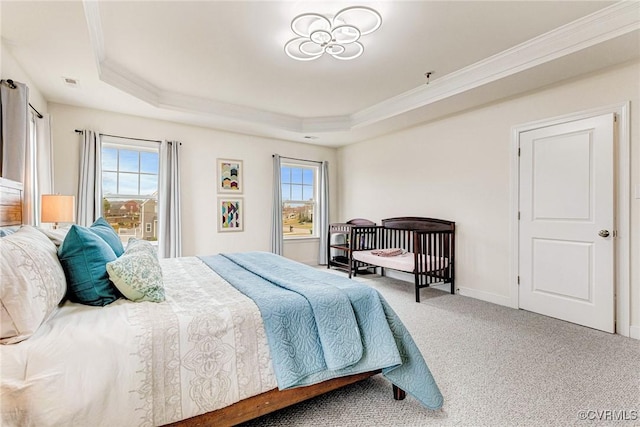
top-left (0, 257), bottom-right (277, 427)
top-left (352, 250), bottom-right (449, 273)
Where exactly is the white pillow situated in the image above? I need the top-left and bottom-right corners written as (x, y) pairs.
top-left (0, 226), bottom-right (67, 344)
top-left (37, 225), bottom-right (72, 247)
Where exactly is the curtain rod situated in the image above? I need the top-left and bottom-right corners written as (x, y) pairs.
top-left (29, 104), bottom-right (43, 119)
top-left (74, 129), bottom-right (176, 144)
top-left (273, 154), bottom-right (322, 164)
top-left (2, 79), bottom-right (44, 119)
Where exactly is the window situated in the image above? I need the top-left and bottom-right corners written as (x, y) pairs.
top-left (281, 163), bottom-right (317, 238)
top-left (101, 139), bottom-right (159, 245)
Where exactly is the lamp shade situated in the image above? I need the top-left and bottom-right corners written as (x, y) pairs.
top-left (41, 195), bottom-right (76, 224)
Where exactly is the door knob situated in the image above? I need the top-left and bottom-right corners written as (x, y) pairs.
top-left (598, 230), bottom-right (610, 238)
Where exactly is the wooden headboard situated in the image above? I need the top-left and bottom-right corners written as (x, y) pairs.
top-left (0, 177), bottom-right (23, 227)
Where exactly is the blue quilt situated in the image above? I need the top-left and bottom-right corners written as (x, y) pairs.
top-left (198, 252), bottom-right (443, 410)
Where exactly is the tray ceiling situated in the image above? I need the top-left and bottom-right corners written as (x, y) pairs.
top-left (2, 1), bottom-right (638, 145)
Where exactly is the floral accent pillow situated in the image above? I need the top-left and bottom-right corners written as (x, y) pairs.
top-left (106, 241), bottom-right (165, 303)
top-left (125, 238), bottom-right (156, 256)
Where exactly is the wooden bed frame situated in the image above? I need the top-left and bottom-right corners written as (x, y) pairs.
top-left (0, 177), bottom-right (406, 427)
top-left (0, 177), bottom-right (23, 228)
top-left (167, 370), bottom-right (399, 426)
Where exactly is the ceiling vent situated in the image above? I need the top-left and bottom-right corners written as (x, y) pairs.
top-left (62, 77), bottom-right (79, 88)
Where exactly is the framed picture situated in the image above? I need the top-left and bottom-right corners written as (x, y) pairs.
top-left (218, 198), bottom-right (244, 232)
top-left (217, 159), bottom-right (243, 193)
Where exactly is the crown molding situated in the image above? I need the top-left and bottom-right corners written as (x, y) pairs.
top-left (351, 1), bottom-right (640, 129)
top-left (100, 59), bottom-right (160, 106)
top-left (82, 1), bottom-right (105, 69)
top-left (158, 90), bottom-right (302, 132)
top-left (83, 1), bottom-right (639, 137)
top-left (302, 115), bottom-right (353, 133)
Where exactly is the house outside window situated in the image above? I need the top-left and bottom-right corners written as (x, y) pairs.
top-left (101, 138), bottom-right (159, 245)
top-left (281, 163), bottom-right (318, 239)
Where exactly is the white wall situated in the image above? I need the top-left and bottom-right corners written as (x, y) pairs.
top-left (337, 61), bottom-right (640, 333)
top-left (1, 41), bottom-right (48, 115)
top-left (48, 103), bottom-right (338, 263)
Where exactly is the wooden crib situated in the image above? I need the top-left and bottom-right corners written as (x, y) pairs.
top-left (349, 217), bottom-right (455, 302)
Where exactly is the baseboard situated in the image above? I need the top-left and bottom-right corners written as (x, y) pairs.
top-left (342, 266), bottom-right (638, 337)
top-left (457, 286), bottom-right (512, 308)
top-left (383, 270), bottom-right (414, 282)
top-left (383, 270), bottom-right (510, 307)
top-left (430, 283), bottom-right (452, 292)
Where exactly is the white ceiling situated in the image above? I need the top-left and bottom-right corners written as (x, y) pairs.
top-left (2, 1), bottom-right (639, 146)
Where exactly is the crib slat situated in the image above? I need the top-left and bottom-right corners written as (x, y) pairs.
top-left (438, 232), bottom-right (443, 278)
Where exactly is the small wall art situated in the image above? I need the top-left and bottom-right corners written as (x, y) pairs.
top-left (217, 159), bottom-right (243, 193)
top-left (218, 198), bottom-right (244, 232)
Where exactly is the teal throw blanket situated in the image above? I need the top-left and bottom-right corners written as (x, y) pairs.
top-left (198, 252), bottom-right (443, 410)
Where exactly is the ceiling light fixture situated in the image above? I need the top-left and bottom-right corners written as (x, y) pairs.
top-left (284, 6), bottom-right (382, 61)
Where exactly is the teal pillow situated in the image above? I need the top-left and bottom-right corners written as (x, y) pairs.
top-left (58, 225), bottom-right (120, 306)
top-left (90, 217), bottom-right (124, 257)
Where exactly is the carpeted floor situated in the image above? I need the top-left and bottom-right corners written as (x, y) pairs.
top-left (241, 272), bottom-right (640, 427)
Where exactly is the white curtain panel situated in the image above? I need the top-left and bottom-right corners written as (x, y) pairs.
top-left (76, 130), bottom-right (102, 226)
top-left (22, 114), bottom-right (37, 225)
top-left (29, 113), bottom-right (54, 227)
top-left (158, 140), bottom-right (182, 258)
top-left (36, 114), bottom-right (54, 197)
top-left (0, 78), bottom-right (53, 226)
top-left (271, 154), bottom-right (283, 255)
top-left (0, 80), bottom-right (28, 182)
top-left (318, 160), bottom-right (330, 265)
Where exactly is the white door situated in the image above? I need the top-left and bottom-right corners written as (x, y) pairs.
top-left (518, 113), bottom-right (615, 333)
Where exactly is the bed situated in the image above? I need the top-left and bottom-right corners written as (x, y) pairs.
top-left (0, 177), bottom-right (443, 426)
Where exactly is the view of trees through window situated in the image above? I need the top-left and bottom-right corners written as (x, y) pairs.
top-left (281, 165), bottom-right (316, 238)
top-left (102, 143), bottom-right (159, 245)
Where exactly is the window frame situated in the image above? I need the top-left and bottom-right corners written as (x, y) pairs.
top-left (281, 161), bottom-right (319, 240)
top-left (100, 137), bottom-right (160, 244)
top-left (101, 138), bottom-right (160, 200)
